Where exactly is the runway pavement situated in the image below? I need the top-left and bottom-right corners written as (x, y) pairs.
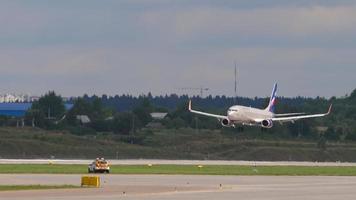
top-left (1, 159), bottom-right (356, 166)
top-left (1, 174), bottom-right (356, 200)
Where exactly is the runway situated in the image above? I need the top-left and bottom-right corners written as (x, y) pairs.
top-left (1, 174), bottom-right (356, 200)
top-left (1, 159), bottom-right (356, 166)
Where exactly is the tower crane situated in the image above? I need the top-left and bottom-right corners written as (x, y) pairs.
top-left (179, 87), bottom-right (209, 97)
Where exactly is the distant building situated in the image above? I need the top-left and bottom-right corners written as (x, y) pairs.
top-left (0, 93), bottom-right (44, 103)
top-left (0, 94), bottom-right (30, 103)
top-left (150, 112), bottom-right (168, 120)
top-left (146, 122), bottom-right (164, 129)
top-left (30, 96), bottom-right (40, 102)
top-left (146, 112), bottom-right (168, 129)
top-left (76, 115), bottom-right (91, 124)
top-left (0, 103), bottom-right (73, 117)
top-left (315, 126), bottom-right (328, 134)
top-left (0, 103), bottom-right (32, 117)
top-left (0, 94), bottom-right (71, 103)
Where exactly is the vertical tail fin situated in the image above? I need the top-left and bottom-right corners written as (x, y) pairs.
top-left (265, 83), bottom-right (277, 113)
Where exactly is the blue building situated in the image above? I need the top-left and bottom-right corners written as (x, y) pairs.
top-left (0, 103), bottom-right (73, 117)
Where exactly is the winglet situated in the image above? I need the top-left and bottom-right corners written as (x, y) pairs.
top-left (188, 100), bottom-right (192, 111)
top-left (327, 104), bottom-right (332, 115)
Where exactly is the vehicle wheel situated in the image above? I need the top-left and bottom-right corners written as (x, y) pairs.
top-left (106, 170), bottom-right (110, 174)
top-left (88, 169), bottom-right (91, 173)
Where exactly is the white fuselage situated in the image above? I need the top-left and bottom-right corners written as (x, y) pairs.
top-left (227, 105), bottom-right (273, 125)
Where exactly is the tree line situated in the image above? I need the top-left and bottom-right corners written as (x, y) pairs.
top-left (18, 88), bottom-right (356, 142)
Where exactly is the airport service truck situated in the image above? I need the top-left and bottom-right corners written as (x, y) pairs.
top-left (88, 158), bottom-right (110, 173)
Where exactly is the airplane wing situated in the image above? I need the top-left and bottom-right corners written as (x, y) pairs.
top-left (188, 100), bottom-right (228, 120)
top-left (274, 112), bottom-right (305, 117)
top-left (271, 104), bottom-right (332, 122)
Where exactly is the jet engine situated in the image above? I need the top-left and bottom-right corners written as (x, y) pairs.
top-left (221, 118), bottom-right (232, 127)
top-left (261, 119), bottom-right (273, 128)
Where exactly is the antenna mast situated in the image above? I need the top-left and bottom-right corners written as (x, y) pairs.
top-left (234, 61), bottom-right (237, 104)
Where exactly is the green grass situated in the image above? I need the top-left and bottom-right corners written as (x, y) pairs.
top-left (111, 165), bottom-right (356, 176)
top-left (2, 127), bottom-right (356, 162)
top-left (0, 164), bottom-right (86, 174)
top-left (0, 185), bottom-right (79, 191)
top-left (1, 164), bottom-right (356, 176)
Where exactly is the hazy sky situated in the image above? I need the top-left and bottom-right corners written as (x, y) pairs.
top-left (0, 0), bottom-right (355, 98)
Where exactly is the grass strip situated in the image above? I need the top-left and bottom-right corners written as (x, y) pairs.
top-left (0, 164), bottom-right (356, 176)
top-left (0, 185), bottom-right (79, 191)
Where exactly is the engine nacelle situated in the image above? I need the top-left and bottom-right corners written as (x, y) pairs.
top-left (221, 118), bottom-right (233, 127)
top-left (261, 119), bottom-right (273, 128)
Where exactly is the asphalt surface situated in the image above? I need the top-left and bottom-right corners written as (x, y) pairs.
top-left (1, 174), bottom-right (356, 200)
top-left (1, 159), bottom-right (356, 166)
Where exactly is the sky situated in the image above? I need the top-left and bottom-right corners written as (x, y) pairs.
top-left (0, 0), bottom-right (355, 98)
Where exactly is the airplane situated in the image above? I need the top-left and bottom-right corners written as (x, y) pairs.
top-left (188, 83), bottom-right (332, 129)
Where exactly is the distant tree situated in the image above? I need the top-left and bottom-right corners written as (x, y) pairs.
top-left (345, 125), bottom-right (356, 141)
top-left (112, 112), bottom-right (140, 134)
top-left (66, 98), bottom-right (92, 126)
top-left (35, 87), bottom-right (355, 140)
top-left (67, 97), bottom-right (114, 131)
top-left (91, 119), bottom-right (112, 132)
top-left (91, 97), bottom-right (106, 120)
top-left (324, 127), bottom-right (339, 141)
top-left (345, 105), bottom-right (356, 120)
top-left (169, 102), bottom-right (192, 127)
top-left (31, 91), bottom-right (65, 119)
top-left (0, 116), bottom-right (10, 126)
top-left (317, 136), bottom-right (327, 151)
top-left (102, 94), bottom-right (108, 101)
top-left (25, 109), bottom-right (46, 127)
top-left (133, 98), bottom-right (153, 126)
top-left (171, 117), bottom-right (186, 129)
top-left (25, 91), bottom-right (65, 128)
top-left (350, 89), bottom-right (356, 100)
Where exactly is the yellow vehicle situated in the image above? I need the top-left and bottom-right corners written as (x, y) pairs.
top-left (88, 158), bottom-right (110, 173)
